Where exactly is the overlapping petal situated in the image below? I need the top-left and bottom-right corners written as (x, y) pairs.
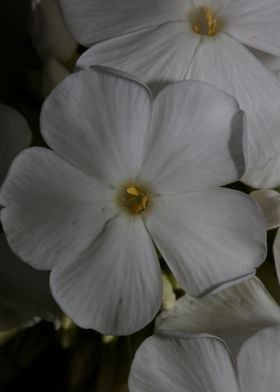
top-left (144, 188), bottom-right (266, 296)
top-left (139, 80), bottom-right (245, 193)
top-left (237, 326), bottom-right (280, 392)
top-left (187, 33), bottom-right (280, 178)
top-left (58, 0), bottom-right (190, 46)
top-left (0, 147), bottom-right (116, 270)
top-left (129, 336), bottom-right (239, 392)
top-left (41, 66), bottom-right (153, 185)
top-left (50, 214), bottom-right (162, 335)
top-left (250, 190), bottom-right (280, 230)
top-left (76, 24), bottom-right (201, 95)
top-left (156, 277), bottom-right (280, 356)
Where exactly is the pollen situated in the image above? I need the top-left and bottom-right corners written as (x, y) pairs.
top-left (120, 185), bottom-right (149, 215)
top-left (192, 7), bottom-right (218, 36)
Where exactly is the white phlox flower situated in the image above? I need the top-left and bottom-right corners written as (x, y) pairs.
top-left (0, 66), bottom-right (267, 335)
top-left (58, 0), bottom-right (280, 189)
top-left (129, 277), bottom-right (280, 391)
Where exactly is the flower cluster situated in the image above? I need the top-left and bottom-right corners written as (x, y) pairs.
top-left (1, 0), bottom-right (280, 389)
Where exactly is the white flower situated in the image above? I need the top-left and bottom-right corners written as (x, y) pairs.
top-left (130, 277), bottom-right (280, 391)
top-left (58, 0), bottom-right (280, 189)
top-left (129, 325), bottom-right (280, 392)
top-left (0, 66), bottom-right (266, 335)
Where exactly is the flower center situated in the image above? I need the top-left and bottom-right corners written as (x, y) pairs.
top-left (120, 185), bottom-right (149, 215)
top-left (191, 7), bottom-right (218, 36)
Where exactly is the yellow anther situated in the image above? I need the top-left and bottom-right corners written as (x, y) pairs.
top-left (192, 7), bottom-right (218, 36)
top-left (119, 185), bottom-right (150, 215)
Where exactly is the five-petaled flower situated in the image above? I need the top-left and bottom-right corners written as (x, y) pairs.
top-left (0, 66), bottom-right (266, 335)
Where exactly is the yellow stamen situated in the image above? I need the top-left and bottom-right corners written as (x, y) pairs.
top-left (192, 7), bottom-right (218, 36)
top-left (120, 185), bottom-right (149, 215)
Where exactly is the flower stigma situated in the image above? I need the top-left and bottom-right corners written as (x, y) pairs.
top-left (191, 7), bottom-right (219, 36)
top-left (118, 185), bottom-right (150, 215)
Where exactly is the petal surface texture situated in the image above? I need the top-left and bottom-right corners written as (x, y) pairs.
top-left (145, 188), bottom-right (267, 296)
top-left (139, 80), bottom-right (245, 193)
top-left (50, 214), bottom-right (162, 335)
top-left (58, 0), bottom-right (190, 46)
top-left (129, 336), bottom-right (240, 392)
top-left (41, 67), bottom-right (153, 185)
top-left (0, 147), bottom-right (116, 270)
top-left (156, 277), bottom-right (280, 356)
top-left (250, 189), bottom-right (280, 230)
top-left (77, 24), bottom-right (201, 95)
top-left (0, 104), bottom-right (31, 184)
top-left (237, 325), bottom-right (280, 392)
top-left (220, 0), bottom-right (280, 56)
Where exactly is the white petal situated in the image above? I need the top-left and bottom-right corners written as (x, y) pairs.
top-left (156, 277), bottom-right (280, 356)
top-left (222, 0), bottom-right (280, 56)
top-left (139, 80), bottom-right (245, 193)
top-left (237, 325), bottom-right (280, 392)
top-left (145, 188), bottom-right (267, 296)
top-left (0, 147), bottom-right (116, 270)
top-left (187, 33), bottom-right (280, 178)
top-left (31, 0), bottom-right (77, 62)
top-left (129, 335), bottom-right (239, 392)
top-left (243, 154), bottom-right (280, 189)
top-left (249, 47), bottom-right (280, 77)
top-left (58, 0), bottom-right (190, 46)
top-left (250, 190), bottom-right (280, 230)
top-left (50, 214), bottom-right (162, 335)
top-left (77, 25), bottom-right (201, 95)
top-left (0, 104), bottom-right (31, 184)
top-left (0, 233), bottom-right (60, 328)
top-left (41, 66), bottom-right (153, 184)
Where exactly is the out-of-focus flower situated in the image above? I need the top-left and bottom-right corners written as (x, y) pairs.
top-left (0, 66), bottom-right (266, 335)
top-left (31, 0), bottom-right (77, 63)
top-left (0, 103), bottom-right (31, 184)
top-left (129, 325), bottom-right (280, 392)
top-left (41, 58), bottom-right (70, 97)
top-left (58, 0), bottom-right (280, 188)
top-left (0, 103), bottom-right (61, 329)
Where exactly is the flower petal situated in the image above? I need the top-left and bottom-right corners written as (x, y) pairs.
top-left (50, 214), bottom-right (162, 335)
top-left (77, 24), bottom-right (201, 95)
top-left (243, 154), bottom-right (280, 189)
top-left (0, 147), bottom-right (116, 270)
top-left (41, 66), bottom-right (153, 185)
top-left (129, 335), bottom-right (239, 392)
top-left (145, 188), bottom-right (267, 296)
top-left (139, 80), bottom-right (245, 193)
top-left (58, 0), bottom-right (190, 46)
top-left (250, 190), bottom-right (280, 230)
top-left (273, 229), bottom-right (280, 284)
top-left (222, 0), bottom-right (280, 56)
top-left (156, 277), bottom-right (280, 356)
top-left (237, 325), bottom-right (280, 392)
top-left (0, 233), bottom-right (60, 329)
top-left (41, 58), bottom-right (70, 97)
top-left (187, 33), bottom-right (280, 178)
top-left (0, 104), bottom-right (31, 184)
